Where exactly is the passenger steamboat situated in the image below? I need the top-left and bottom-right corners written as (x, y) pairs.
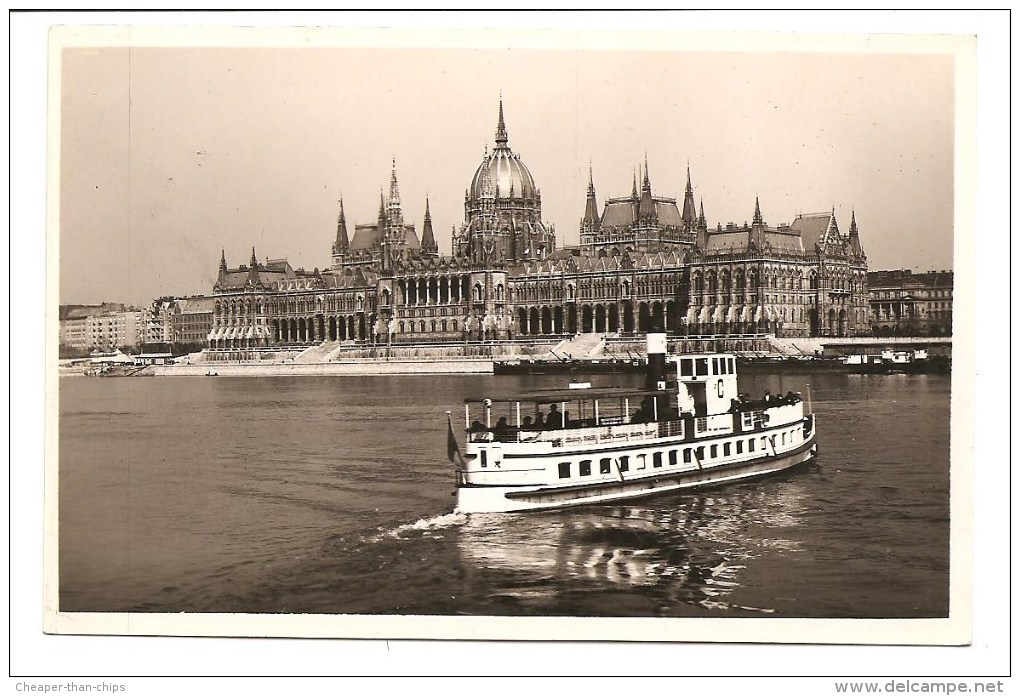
top-left (447, 328), bottom-right (818, 513)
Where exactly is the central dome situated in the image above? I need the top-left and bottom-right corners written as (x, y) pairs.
top-left (468, 102), bottom-right (538, 201)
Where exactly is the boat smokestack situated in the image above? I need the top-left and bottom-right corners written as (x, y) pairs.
top-left (645, 315), bottom-right (667, 393)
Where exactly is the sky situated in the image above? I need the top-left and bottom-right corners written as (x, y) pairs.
top-left (57, 27), bottom-right (959, 308)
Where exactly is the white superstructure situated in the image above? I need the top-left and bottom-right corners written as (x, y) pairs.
top-left (449, 332), bottom-right (817, 513)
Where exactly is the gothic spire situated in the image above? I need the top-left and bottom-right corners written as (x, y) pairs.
top-left (698, 199), bottom-right (706, 227)
top-left (681, 164), bottom-right (697, 227)
top-left (638, 155), bottom-right (656, 220)
top-left (495, 97), bottom-right (509, 149)
top-left (420, 196), bottom-right (438, 256)
top-left (388, 158), bottom-right (401, 207)
top-left (247, 246), bottom-right (259, 284)
top-left (753, 196), bottom-right (763, 226)
top-left (378, 188), bottom-right (386, 222)
top-left (334, 198), bottom-right (349, 253)
top-left (219, 248), bottom-right (227, 272)
top-left (583, 163), bottom-right (599, 225)
top-left (849, 208), bottom-right (864, 257)
top-left (631, 168), bottom-right (638, 199)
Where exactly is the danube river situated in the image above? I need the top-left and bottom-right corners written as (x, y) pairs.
top-left (59, 369), bottom-right (950, 618)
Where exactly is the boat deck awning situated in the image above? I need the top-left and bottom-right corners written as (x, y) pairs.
top-left (465, 386), bottom-right (670, 405)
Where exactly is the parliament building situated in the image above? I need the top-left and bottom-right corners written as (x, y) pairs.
top-left (205, 101), bottom-right (870, 351)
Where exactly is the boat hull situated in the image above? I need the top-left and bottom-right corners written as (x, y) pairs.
top-left (455, 436), bottom-right (817, 514)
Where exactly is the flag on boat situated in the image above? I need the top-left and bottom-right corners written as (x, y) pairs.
top-left (447, 412), bottom-right (465, 466)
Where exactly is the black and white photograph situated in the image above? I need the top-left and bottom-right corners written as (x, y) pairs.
top-left (13, 9), bottom-right (1009, 687)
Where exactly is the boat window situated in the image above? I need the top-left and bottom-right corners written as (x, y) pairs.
top-left (680, 359), bottom-right (693, 377)
top-left (710, 444), bottom-right (718, 458)
top-left (619, 456), bottom-right (630, 472)
top-left (781, 433), bottom-right (786, 445)
top-left (600, 458), bottom-right (612, 474)
top-left (653, 452), bottom-right (663, 468)
top-left (683, 449), bottom-right (692, 464)
top-left (749, 439), bottom-right (755, 452)
top-left (636, 454), bottom-right (646, 470)
top-left (695, 358), bottom-right (709, 376)
top-left (668, 450), bottom-right (678, 466)
top-left (558, 461), bottom-right (570, 479)
top-left (712, 357), bottom-right (720, 375)
top-left (761, 437), bottom-right (768, 451)
top-left (729, 357), bottom-right (736, 373)
top-left (579, 460), bottom-right (592, 476)
top-left (695, 446), bottom-right (704, 461)
top-left (723, 442), bottom-right (731, 456)
top-left (736, 440), bottom-right (743, 454)
top-left (481, 451), bottom-right (488, 468)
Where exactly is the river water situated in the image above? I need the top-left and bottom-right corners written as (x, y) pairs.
top-left (58, 369), bottom-right (950, 618)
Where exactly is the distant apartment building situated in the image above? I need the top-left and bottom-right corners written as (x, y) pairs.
top-left (867, 269), bottom-right (953, 336)
top-left (141, 296), bottom-right (216, 349)
top-left (171, 296), bottom-right (215, 346)
top-left (59, 303), bottom-right (148, 352)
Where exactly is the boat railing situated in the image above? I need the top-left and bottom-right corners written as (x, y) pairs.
top-left (469, 419), bottom-right (668, 446)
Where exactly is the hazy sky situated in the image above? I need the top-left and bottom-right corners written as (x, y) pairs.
top-left (58, 33), bottom-right (957, 307)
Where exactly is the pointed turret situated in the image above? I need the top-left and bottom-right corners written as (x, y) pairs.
top-left (681, 164), bottom-right (697, 228)
top-left (849, 209), bottom-right (865, 257)
top-left (421, 196), bottom-right (438, 257)
top-left (247, 247), bottom-right (259, 285)
top-left (631, 168), bottom-right (638, 199)
top-left (333, 198), bottom-right (349, 255)
top-left (377, 189), bottom-right (386, 225)
top-left (217, 249), bottom-right (227, 284)
top-left (495, 97), bottom-right (509, 149)
top-left (583, 165), bottom-right (599, 223)
top-left (698, 199), bottom-right (707, 228)
top-left (388, 158), bottom-right (401, 207)
top-left (638, 155), bottom-right (656, 220)
top-left (753, 196), bottom-right (764, 226)
top-left (580, 164), bottom-right (601, 240)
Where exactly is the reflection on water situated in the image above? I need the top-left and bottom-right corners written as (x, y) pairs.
top-left (451, 481), bottom-right (811, 615)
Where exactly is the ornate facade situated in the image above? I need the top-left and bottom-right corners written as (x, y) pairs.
top-left (206, 101), bottom-right (870, 352)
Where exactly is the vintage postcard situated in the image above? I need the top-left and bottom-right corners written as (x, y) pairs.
top-left (41, 18), bottom-right (978, 657)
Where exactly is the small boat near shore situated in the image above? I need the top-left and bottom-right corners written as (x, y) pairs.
top-left (842, 349), bottom-right (949, 375)
top-left (447, 330), bottom-right (817, 513)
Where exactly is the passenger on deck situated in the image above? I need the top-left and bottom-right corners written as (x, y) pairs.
top-left (470, 420), bottom-right (485, 432)
top-left (547, 404), bottom-right (564, 429)
top-left (534, 412), bottom-right (545, 428)
top-left (494, 416), bottom-right (510, 433)
top-left (785, 390), bottom-right (799, 404)
top-left (729, 398), bottom-right (741, 414)
top-left (522, 415), bottom-right (534, 429)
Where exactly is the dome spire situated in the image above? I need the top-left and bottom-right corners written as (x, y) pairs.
top-left (389, 158), bottom-right (401, 206)
top-left (495, 97), bottom-right (509, 149)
